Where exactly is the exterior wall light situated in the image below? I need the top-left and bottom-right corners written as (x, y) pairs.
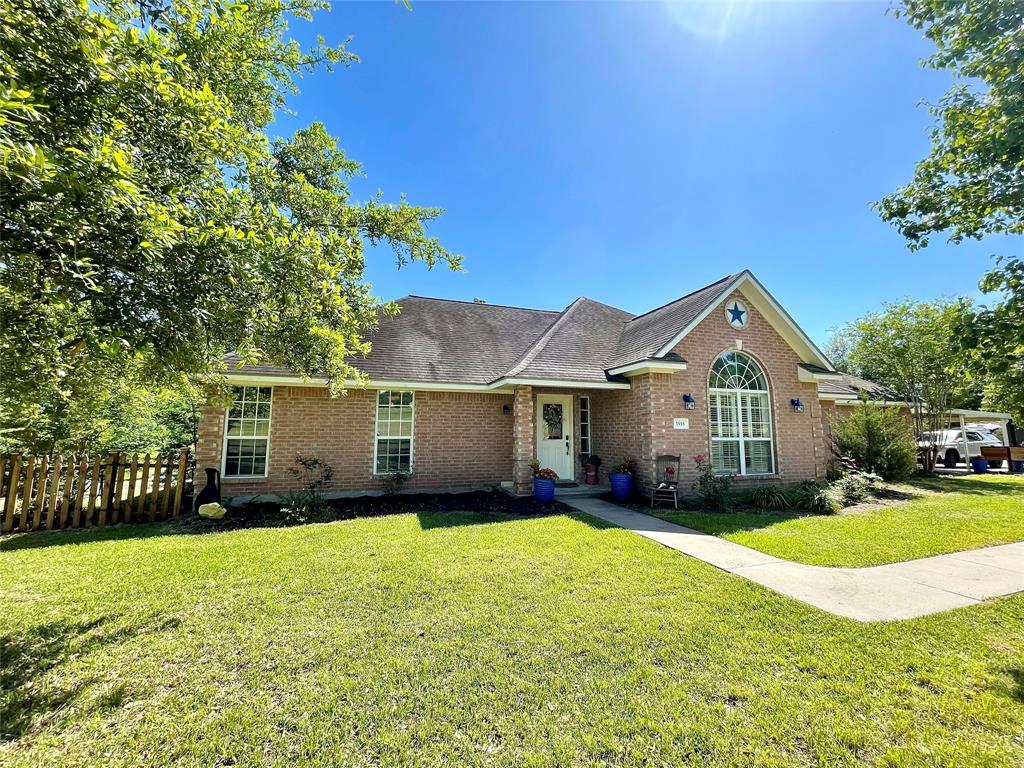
top-left (502, 404), bottom-right (511, 415)
top-left (682, 394), bottom-right (696, 410)
top-left (790, 398), bottom-right (804, 413)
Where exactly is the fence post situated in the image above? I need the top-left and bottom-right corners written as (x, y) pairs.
top-left (111, 452), bottom-right (124, 525)
top-left (32, 455), bottom-right (50, 530)
top-left (0, 454), bottom-right (15, 533)
top-left (125, 453), bottom-right (140, 523)
top-left (73, 454), bottom-right (89, 528)
top-left (60, 456), bottom-right (75, 528)
top-left (18, 456), bottom-right (37, 532)
top-left (98, 452), bottom-right (115, 527)
top-left (172, 448), bottom-right (188, 517)
top-left (148, 453), bottom-right (163, 521)
top-left (46, 455), bottom-right (63, 530)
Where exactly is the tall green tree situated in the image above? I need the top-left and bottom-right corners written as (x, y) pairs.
top-left (827, 299), bottom-right (976, 466)
top-left (0, 0), bottom-right (459, 449)
top-left (879, 0), bottom-right (1022, 408)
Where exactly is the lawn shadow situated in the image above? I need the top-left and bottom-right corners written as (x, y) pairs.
top-left (415, 508), bottom-right (567, 530)
top-left (1, 492), bottom-right (580, 550)
top-left (0, 613), bottom-right (181, 741)
top-left (908, 474), bottom-right (1023, 497)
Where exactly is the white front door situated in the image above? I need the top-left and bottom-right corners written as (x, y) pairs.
top-left (536, 395), bottom-right (574, 481)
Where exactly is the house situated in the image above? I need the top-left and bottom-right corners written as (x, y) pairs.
top-left (192, 270), bottom-right (975, 498)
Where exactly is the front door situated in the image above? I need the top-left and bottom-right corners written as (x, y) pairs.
top-left (536, 395), bottom-right (574, 481)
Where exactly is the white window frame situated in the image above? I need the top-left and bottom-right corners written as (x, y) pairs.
top-left (579, 396), bottom-right (592, 455)
top-left (708, 354), bottom-right (775, 476)
top-left (374, 390), bottom-right (415, 475)
top-left (222, 386), bottom-right (273, 479)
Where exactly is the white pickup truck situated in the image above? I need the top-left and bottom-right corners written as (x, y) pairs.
top-left (919, 428), bottom-right (1005, 469)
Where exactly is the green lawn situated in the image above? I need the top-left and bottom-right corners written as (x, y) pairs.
top-left (653, 474), bottom-right (1024, 567)
top-left (2, 509), bottom-right (1023, 767)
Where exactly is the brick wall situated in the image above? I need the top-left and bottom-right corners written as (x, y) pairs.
top-left (634, 288), bottom-right (829, 489)
top-left (196, 386), bottom-right (515, 496)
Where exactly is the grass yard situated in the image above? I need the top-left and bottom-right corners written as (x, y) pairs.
top-left (653, 474), bottom-right (1024, 567)
top-left (2, 508), bottom-right (1023, 767)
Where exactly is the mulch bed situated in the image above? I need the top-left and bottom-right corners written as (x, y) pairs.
top-left (177, 490), bottom-right (573, 533)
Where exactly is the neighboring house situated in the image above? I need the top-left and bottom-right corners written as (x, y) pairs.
top-left (193, 270), bottom-right (996, 498)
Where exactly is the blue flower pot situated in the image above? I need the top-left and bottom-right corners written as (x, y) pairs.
top-left (970, 457), bottom-right (989, 474)
top-left (609, 472), bottom-right (633, 501)
top-left (533, 477), bottom-right (556, 502)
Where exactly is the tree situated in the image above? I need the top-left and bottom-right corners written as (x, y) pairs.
top-left (878, 1), bottom-right (1023, 403)
top-left (828, 299), bottom-right (974, 467)
top-left (831, 400), bottom-right (918, 482)
top-left (0, 0), bottom-right (460, 447)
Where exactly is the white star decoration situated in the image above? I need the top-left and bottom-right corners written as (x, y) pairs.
top-left (726, 300), bottom-right (748, 328)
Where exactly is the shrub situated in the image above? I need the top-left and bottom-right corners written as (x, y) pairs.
top-left (833, 473), bottom-right (871, 505)
top-left (609, 459), bottom-right (637, 475)
top-left (751, 485), bottom-right (789, 510)
top-left (381, 471), bottom-right (408, 496)
top-left (692, 454), bottom-right (732, 511)
top-left (831, 401), bottom-right (917, 481)
top-left (790, 481), bottom-right (843, 514)
top-left (281, 454), bottom-right (334, 523)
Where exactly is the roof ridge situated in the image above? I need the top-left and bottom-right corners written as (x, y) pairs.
top-left (625, 273), bottom-right (739, 324)
top-left (575, 296), bottom-right (636, 319)
top-left (404, 295), bottom-right (559, 314)
top-left (502, 297), bottom-right (586, 378)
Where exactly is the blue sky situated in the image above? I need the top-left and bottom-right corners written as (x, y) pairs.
top-left (277, 1), bottom-right (1017, 347)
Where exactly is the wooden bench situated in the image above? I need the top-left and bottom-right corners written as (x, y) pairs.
top-left (980, 446), bottom-right (1024, 473)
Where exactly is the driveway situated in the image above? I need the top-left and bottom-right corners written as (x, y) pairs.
top-left (568, 498), bottom-right (1024, 621)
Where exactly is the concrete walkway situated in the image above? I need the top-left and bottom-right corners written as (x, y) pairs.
top-left (567, 498), bottom-right (1024, 622)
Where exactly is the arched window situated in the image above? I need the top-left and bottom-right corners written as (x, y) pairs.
top-left (708, 351), bottom-right (774, 475)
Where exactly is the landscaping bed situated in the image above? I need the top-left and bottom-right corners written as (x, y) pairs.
top-left (179, 490), bottom-right (572, 532)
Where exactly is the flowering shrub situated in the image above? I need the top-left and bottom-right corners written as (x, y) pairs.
top-left (529, 459), bottom-right (558, 481)
top-left (609, 459), bottom-right (637, 475)
top-left (692, 454), bottom-right (732, 511)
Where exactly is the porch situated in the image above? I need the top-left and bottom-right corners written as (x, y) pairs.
top-left (511, 383), bottom-right (638, 495)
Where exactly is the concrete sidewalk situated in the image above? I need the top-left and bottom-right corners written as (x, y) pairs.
top-left (568, 498), bottom-right (1024, 622)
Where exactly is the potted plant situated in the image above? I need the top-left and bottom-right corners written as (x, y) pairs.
top-left (970, 456), bottom-right (989, 474)
top-left (529, 459), bottom-right (559, 501)
top-left (608, 459), bottom-right (636, 500)
top-left (579, 453), bottom-right (602, 485)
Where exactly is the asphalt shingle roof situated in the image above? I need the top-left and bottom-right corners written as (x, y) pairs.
top-left (222, 273), bottom-right (828, 386)
top-left (818, 374), bottom-right (901, 400)
top-left (607, 274), bottom-right (739, 368)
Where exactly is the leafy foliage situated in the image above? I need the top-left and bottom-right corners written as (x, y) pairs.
top-left (750, 485), bottom-right (789, 510)
top-left (692, 454), bottom-right (732, 511)
top-left (281, 453), bottom-right (334, 523)
top-left (789, 481), bottom-right (844, 515)
top-left (827, 299), bottom-right (975, 463)
top-left (831, 400), bottom-right (918, 482)
top-left (880, 1), bottom-right (1023, 403)
top-left (0, 0), bottom-right (458, 445)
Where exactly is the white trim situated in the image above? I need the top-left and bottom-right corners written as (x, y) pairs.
top-left (215, 372), bottom-right (627, 392)
top-left (535, 394), bottom-right (575, 481)
top-left (606, 360), bottom-right (688, 377)
top-left (498, 377), bottom-right (630, 390)
top-left (797, 367), bottom-right (843, 383)
top-left (222, 385), bottom-right (273, 479)
top-left (823, 397), bottom-right (1012, 421)
top-left (654, 271), bottom-right (834, 370)
top-left (708, 351), bottom-right (775, 477)
top-left (579, 395), bottom-right (592, 455)
top-left (373, 390), bottom-right (415, 475)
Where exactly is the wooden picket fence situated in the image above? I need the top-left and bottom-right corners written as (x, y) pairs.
top-left (0, 448), bottom-right (190, 534)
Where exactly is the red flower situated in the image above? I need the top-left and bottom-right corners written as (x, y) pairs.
top-left (694, 454), bottom-right (705, 463)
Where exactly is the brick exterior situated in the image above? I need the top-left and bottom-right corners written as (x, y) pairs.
top-left (197, 288), bottom-right (836, 497)
top-left (196, 387), bottom-right (514, 496)
top-left (636, 288), bottom-right (829, 490)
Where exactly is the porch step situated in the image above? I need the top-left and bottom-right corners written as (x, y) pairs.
top-left (555, 484), bottom-right (609, 499)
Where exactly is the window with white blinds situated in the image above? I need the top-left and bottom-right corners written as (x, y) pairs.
top-left (708, 352), bottom-right (774, 475)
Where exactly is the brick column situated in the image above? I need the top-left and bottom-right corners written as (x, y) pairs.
top-left (512, 385), bottom-right (535, 495)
